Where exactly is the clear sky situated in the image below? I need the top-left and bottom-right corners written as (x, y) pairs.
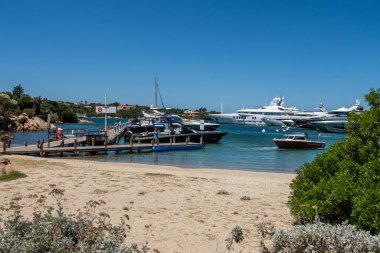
top-left (0, 0), bottom-right (379, 111)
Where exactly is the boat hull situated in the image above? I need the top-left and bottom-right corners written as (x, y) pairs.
top-left (134, 131), bottom-right (228, 144)
top-left (152, 144), bottom-right (204, 151)
top-left (310, 121), bottom-right (347, 133)
top-left (273, 139), bottom-right (325, 149)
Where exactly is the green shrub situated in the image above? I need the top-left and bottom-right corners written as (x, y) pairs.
top-left (18, 117), bottom-right (28, 125)
top-left (240, 196), bottom-right (251, 201)
top-left (0, 171), bottom-right (26, 182)
top-left (288, 88), bottom-right (380, 233)
top-left (22, 108), bottom-right (35, 118)
top-left (0, 186), bottom-right (149, 253)
top-left (258, 222), bottom-right (380, 253)
top-left (217, 190), bottom-right (230, 195)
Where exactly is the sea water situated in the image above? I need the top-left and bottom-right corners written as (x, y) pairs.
top-left (10, 118), bottom-right (345, 173)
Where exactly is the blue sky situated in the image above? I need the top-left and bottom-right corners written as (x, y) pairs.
top-left (0, 0), bottom-right (379, 111)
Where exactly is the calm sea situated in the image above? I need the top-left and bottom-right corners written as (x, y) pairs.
top-left (10, 117), bottom-right (345, 173)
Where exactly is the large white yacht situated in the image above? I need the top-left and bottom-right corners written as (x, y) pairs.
top-left (309, 99), bottom-right (363, 133)
top-left (261, 100), bottom-right (327, 127)
top-left (209, 112), bottom-right (242, 124)
top-left (237, 97), bottom-right (300, 126)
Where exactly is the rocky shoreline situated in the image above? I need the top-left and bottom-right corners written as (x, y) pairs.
top-left (0, 115), bottom-right (56, 132)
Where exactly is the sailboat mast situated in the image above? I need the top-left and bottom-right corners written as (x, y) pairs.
top-left (154, 77), bottom-right (158, 108)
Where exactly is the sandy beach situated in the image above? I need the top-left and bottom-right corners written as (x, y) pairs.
top-left (0, 156), bottom-right (295, 253)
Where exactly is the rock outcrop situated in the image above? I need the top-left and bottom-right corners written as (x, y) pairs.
top-left (9, 116), bottom-right (56, 132)
top-left (0, 158), bottom-right (14, 176)
top-left (78, 119), bottom-right (94, 124)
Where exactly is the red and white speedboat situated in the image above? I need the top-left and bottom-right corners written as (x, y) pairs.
top-left (273, 133), bottom-right (325, 149)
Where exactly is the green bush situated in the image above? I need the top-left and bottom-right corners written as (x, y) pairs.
top-left (22, 108), bottom-right (35, 118)
top-left (288, 88), bottom-right (380, 233)
top-left (0, 186), bottom-right (149, 253)
top-left (258, 222), bottom-right (380, 253)
top-left (217, 190), bottom-right (230, 195)
top-left (18, 117), bottom-right (28, 125)
top-left (240, 196), bottom-right (251, 201)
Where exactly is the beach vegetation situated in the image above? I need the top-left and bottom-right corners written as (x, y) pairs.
top-left (288, 88), bottom-right (380, 233)
top-left (0, 186), bottom-right (149, 253)
top-left (240, 196), bottom-right (251, 201)
top-left (217, 190), bottom-right (230, 195)
top-left (258, 222), bottom-right (380, 253)
top-left (224, 226), bottom-right (244, 253)
top-left (0, 171), bottom-right (26, 182)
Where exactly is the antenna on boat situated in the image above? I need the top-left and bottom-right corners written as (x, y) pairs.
top-left (221, 102), bottom-right (224, 114)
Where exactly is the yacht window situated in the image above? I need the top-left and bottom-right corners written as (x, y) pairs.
top-left (294, 136), bottom-right (305, 140)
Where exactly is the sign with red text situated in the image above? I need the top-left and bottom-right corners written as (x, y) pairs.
top-left (95, 106), bottom-right (116, 114)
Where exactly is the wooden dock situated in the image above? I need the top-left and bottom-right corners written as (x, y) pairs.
top-left (1, 135), bottom-right (204, 156)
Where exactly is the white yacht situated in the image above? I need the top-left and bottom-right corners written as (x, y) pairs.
top-left (309, 99), bottom-right (363, 133)
top-left (262, 100), bottom-right (327, 127)
top-left (237, 97), bottom-right (300, 126)
top-left (209, 112), bottom-right (242, 124)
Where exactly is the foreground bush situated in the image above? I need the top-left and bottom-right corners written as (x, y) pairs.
top-left (259, 222), bottom-right (380, 253)
top-left (0, 187), bottom-right (148, 253)
top-left (288, 88), bottom-right (380, 233)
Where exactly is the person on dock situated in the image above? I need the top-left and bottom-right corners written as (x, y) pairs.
top-left (56, 128), bottom-right (63, 140)
top-left (153, 128), bottom-right (160, 146)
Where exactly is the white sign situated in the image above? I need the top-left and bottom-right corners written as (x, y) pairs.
top-left (95, 106), bottom-right (117, 114)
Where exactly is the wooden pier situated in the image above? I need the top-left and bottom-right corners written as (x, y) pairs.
top-left (1, 135), bottom-right (204, 156)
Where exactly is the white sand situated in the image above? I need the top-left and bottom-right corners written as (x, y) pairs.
top-left (0, 155), bottom-right (295, 253)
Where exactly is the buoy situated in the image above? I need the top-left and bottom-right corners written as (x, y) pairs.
top-left (262, 129), bottom-right (266, 133)
top-left (275, 129), bottom-right (279, 132)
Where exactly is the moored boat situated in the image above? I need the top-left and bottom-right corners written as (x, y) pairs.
top-left (273, 133), bottom-right (325, 149)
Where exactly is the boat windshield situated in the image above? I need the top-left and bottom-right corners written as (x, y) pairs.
top-left (286, 135), bottom-right (306, 140)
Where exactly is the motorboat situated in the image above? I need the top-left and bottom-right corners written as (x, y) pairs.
top-left (273, 133), bottom-right (325, 149)
top-left (142, 112), bottom-right (220, 131)
top-left (125, 115), bottom-right (228, 144)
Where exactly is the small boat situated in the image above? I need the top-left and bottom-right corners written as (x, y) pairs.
top-left (152, 143), bottom-right (204, 151)
top-left (273, 133), bottom-right (325, 149)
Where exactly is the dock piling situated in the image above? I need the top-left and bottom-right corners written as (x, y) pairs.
top-left (2, 142), bottom-right (6, 153)
top-left (39, 139), bottom-right (44, 156)
top-left (74, 139), bottom-right (78, 155)
top-left (130, 138), bottom-right (133, 148)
